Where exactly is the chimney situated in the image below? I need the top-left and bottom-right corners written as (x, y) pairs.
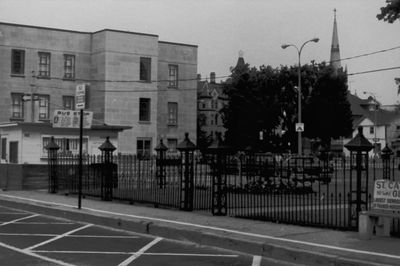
top-left (210, 72), bottom-right (216, 84)
top-left (197, 74), bottom-right (201, 81)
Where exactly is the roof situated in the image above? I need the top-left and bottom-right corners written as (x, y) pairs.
top-left (347, 93), bottom-right (399, 127)
top-left (197, 80), bottom-right (227, 99)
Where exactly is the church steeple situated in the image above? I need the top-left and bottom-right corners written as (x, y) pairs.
top-left (330, 9), bottom-right (341, 71)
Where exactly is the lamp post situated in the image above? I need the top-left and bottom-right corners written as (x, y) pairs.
top-left (282, 38), bottom-right (319, 155)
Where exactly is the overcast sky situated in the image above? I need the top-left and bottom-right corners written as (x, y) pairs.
top-left (1, 0), bottom-right (399, 104)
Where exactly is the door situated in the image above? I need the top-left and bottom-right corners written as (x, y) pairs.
top-left (9, 141), bottom-right (18, 163)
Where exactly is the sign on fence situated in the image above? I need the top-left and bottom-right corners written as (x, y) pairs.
top-left (372, 179), bottom-right (400, 212)
top-left (53, 110), bottom-right (93, 129)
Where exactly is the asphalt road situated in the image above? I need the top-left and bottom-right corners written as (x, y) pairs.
top-left (0, 205), bottom-right (289, 266)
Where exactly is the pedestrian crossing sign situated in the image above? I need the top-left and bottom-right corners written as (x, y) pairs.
top-left (296, 123), bottom-right (304, 132)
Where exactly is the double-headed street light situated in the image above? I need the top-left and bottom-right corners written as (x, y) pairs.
top-left (281, 38), bottom-right (319, 155)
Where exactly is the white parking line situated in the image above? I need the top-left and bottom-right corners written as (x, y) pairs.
top-left (34, 250), bottom-right (239, 257)
top-left (3, 194), bottom-right (400, 261)
top-left (0, 214), bottom-right (38, 226)
top-left (118, 237), bottom-right (163, 266)
top-left (13, 222), bottom-right (75, 225)
top-left (0, 241), bottom-right (76, 266)
top-left (25, 224), bottom-right (92, 251)
top-left (252, 255), bottom-right (262, 266)
top-left (0, 233), bottom-right (139, 238)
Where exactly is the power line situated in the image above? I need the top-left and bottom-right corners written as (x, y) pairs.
top-left (348, 66), bottom-right (400, 76)
top-left (329, 45), bottom-right (400, 64)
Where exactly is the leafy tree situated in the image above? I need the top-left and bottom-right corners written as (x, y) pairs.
top-left (303, 67), bottom-right (353, 148)
top-left (377, 0), bottom-right (400, 23)
top-left (196, 113), bottom-right (213, 150)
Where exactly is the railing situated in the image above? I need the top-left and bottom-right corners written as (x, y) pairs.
top-left (52, 152), bottom-right (400, 232)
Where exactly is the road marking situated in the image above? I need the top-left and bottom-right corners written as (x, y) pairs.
top-left (14, 222), bottom-right (75, 225)
top-left (25, 224), bottom-right (92, 250)
top-left (0, 241), bottom-right (75, 266)
top-left (0, 214), bottom-right (38, 226)
top-left (34, 250), bottom-right (239, 257)
top-left (0, 233), bottom-right (139, 238)
top-left (3, 194), bottom-right (400, 261)
top-left (252, 255), bottom-right (262, 266)
top-left (118, 237), bottom-right (163, 266)
top-left (0, 212), bottom-right (28, 214)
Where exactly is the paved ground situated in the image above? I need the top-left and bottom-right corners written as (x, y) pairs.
top-left (0, 205), bottom-right (288, 266)
top-left (1, 190), bottom-right (400, 265)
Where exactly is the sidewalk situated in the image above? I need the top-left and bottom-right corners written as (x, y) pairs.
top-left (1, 190), bottom-right (400, 265)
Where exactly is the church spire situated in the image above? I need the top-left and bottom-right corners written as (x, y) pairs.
top-left (330, 8), bottom-right (341, 71)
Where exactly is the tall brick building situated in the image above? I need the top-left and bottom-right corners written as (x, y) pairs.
top-left (0, 22), bottom-right (197, 162)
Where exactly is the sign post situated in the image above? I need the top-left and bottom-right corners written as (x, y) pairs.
top-left (75, 84), bottom-right (87, 210)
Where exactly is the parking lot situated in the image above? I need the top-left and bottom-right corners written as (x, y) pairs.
top-left (0, 205), bottom-right (274, 266)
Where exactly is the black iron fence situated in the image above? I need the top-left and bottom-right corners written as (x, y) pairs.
top-left (49, 149), bottom-right (400, 233)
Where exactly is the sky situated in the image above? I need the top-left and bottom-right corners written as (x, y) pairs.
top-left (0, 0), bottom-right (399, 104)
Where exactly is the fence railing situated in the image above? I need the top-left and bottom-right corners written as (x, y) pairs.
top-left (50, 151), bottom-right (400, 233)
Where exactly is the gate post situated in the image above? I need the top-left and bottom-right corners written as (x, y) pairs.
top-left (381, 145), bottom-right (393, 180)
top-left (345, 127), bottom-right (373, 228)
top-left (155, 139), bottom-right (168, 188)
top-left (45, 136), bottom-right (60, 193)
top-left (207, 132), bottom-right (230, 216)
top-left (99, 136), bottom-right (116, 201)
top-left (177, 133), bottom-right (196, 211)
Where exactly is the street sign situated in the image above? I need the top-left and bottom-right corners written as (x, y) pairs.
top-left (53, 110), bottom-right (93, 129)
top-left (296, 123), bottom-right (304, 132)
top-left (75, 84), bottom-right (86, 110)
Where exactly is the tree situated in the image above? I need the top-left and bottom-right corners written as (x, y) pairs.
top-left (377, 0), bottom-right (400, 23)
top-left (303, 67), bottom-right (353, 149)
top-left (196, 113), bottom-right (213, 151)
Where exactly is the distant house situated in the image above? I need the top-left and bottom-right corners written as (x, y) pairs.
top-left (340, 93), bottom-right (399, 157)
top-left (197, 72), bottom-right (228, 143)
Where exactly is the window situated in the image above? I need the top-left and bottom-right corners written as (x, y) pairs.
top-left (137, 138), bottom-right (151, 159)
top-left (38, 52), bottom-right (51, 77)
top-left (63, 96), bottom-right (75, 110)
top-left (168, 65), bottom-right (178, 87)
top-left (1, 138), bottom-right (6, 160)
top-left (139, 98), bottom-right (150, 122)
top-left (215, 114), bottom-right (219, 125)
top-left (168, 102), bottom-right (178, 126)
top-left (64, 54), bottom-right (75, 79)
top-left (140, 57), bottom-right (151, 82)
top-left (11, 49), bottom-right (25, 75)
top-left (167, 138), bottom-right (178, 152)
top-left (42, 136), bottom-right (88, 157)
top-left (38, 95), bottom-right (50, 120)
top-left (11, 93), bottom-right (24, 119)
top-left (9, 141), bottom-right (18, 163)
top-left (370, 126), bottom-right (374, 134)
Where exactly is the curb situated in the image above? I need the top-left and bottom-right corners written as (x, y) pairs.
top-left (0, 196), bottom-right (394, 266)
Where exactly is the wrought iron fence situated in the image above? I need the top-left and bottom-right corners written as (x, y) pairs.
top-left (50, 150), bottom-right (400, 233)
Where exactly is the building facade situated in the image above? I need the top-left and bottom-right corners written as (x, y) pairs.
top-left (0, 22), bottom-right (197, 162)
top-left (197, 72), bottom-right (227, 143)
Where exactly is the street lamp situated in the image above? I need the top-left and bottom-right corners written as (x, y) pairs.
top-left (281, 38), bottom-right (319, 155)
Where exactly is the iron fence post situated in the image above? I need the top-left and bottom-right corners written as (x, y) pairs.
top-left (99, 136), bottom-right (116, 201)
top-left (381, 145), bottom-right (393, 180)
top-left (155, 139), bottom-right (168, 188)
top-left (177, 133), bottom-right (196, 211)
top-left (45, 136), bottom-right (60, 193)
top-left (207, 132), bottom-right (230, 216)
top-left (344, 127), bottom-right (373, 228)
